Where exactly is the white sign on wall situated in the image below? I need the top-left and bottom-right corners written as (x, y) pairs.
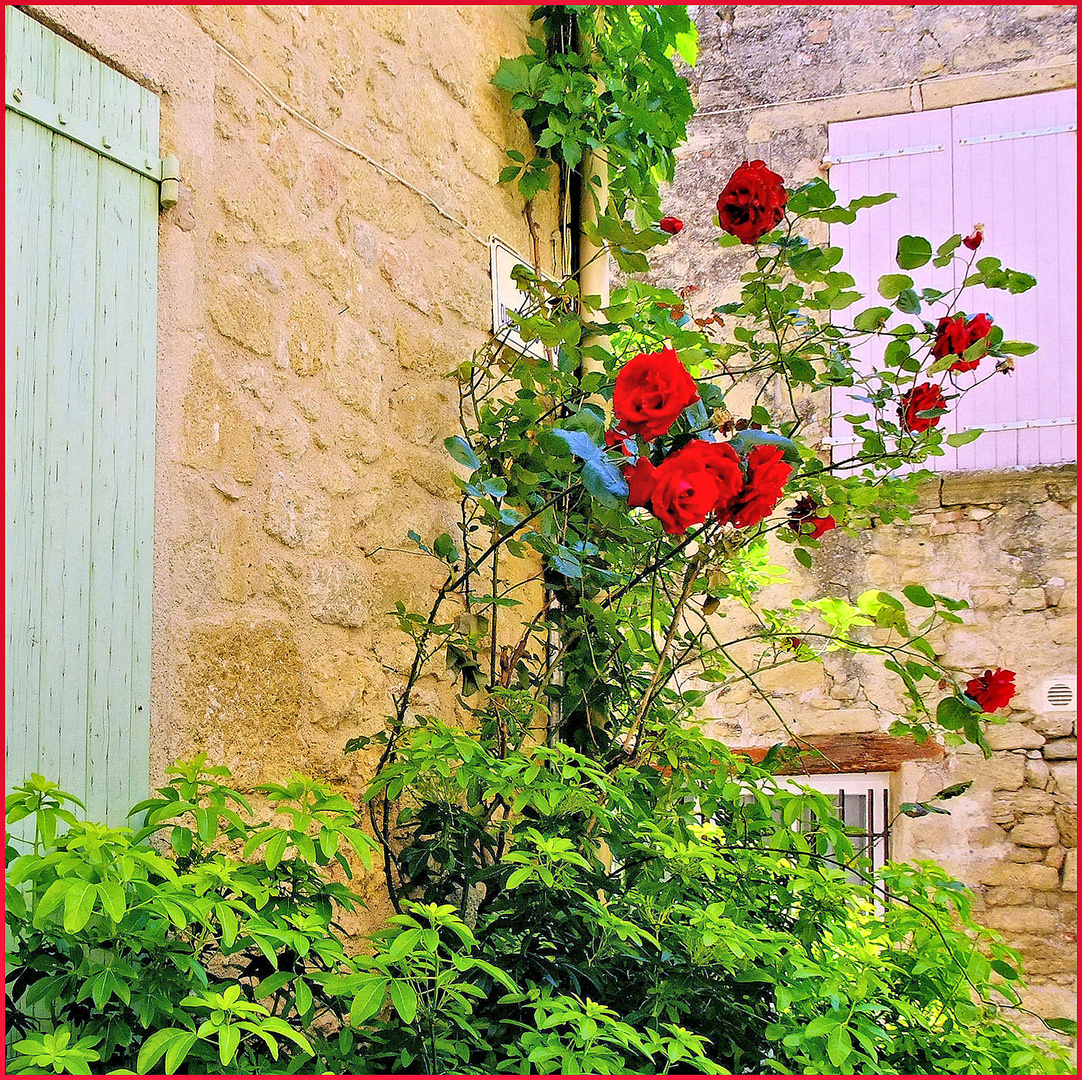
top-left (489, 236), bottom-right (550, 360)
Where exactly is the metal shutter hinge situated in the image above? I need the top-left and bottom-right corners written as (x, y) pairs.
top-left (159, 155), bottom-right (180, 210)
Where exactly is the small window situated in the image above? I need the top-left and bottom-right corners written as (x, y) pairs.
top-left (784, 772), bottom-right (892, 881)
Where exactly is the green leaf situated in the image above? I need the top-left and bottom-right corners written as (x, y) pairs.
top-left (295, 977), bottom-right (313, 1018)
top-left (877, 273), bottom-right (913, 299)
top-left (826, 1025), bottom-right (852, 1066)
top-left (433, 533), bottom-right (460, 563)
top-left (728, 429), bottom-right (801, 464)
top-left (492, 58), bottom-right (529, 93)
top-left (895, 288), bottom-right (921, 314)
top-left (98, 881), bottom-right (126, 923)
top-left (794, 547), bottom-right (813, 570)
top-left (63, 881), bottom-right (98, 933)
top-left (946, 428), bottom-right (983, 448)
top-left (257, 971), bottom-right (295, 998)
top-left (896, 234), bottom-right (933, 270)
top-left (265, 830), bottom-right (288, 870)
top-left (902, 584), bottom-right (936, 608)
top-left (33, 879), bottom-right (72, 926)
top-left (581, 459), bottom-right (629, 508)
top-left (848, 191), bottom-right (896, 211)
top-left (164, 1033), bottom-right (198, 1075)
top-left (350, 977), bottom-right (389, 1024)
top-left (218, 1024), bottom-right (241, 1066)
top-left (444, 436), bottom-right (481, 471)
top-left (853, 306), bottom-right (892, 332)
top-left (137, 1028), bottom-right (192, 1075)
top-left (1044, 1017), bottom-right (1077, 1036)
top-left (998, 340), bottom-right (1037, 356)
top-left (390, 979), bottom-right (419, 1023)
top-left (936, 696), bottom-right (978, 731)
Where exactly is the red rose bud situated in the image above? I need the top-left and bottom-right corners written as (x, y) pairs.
top-left (612, 347), bottom-right (700, 441)
top-left (789, 495), bottom-right (837, 540)
top-left (605, 429), bottom-right (634, 456)
top-left (965, 667), bottom-right (1016, 712)
top-left (963, 225), bottom-right (984, 250)
top-left (899, 383), bottom-right (947, 433)
top-left (932, 313), bottom-right (994, 373)
top-left (716, 444), bottom-right (792, 529)
top-left (717, 159), bottom-right (787, 245)
top-left (659, 216), bottom-right (684, 235)
top-left (622, 457), bottom-right (657, 509)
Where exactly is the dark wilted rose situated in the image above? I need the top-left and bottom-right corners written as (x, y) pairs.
top-left (717, 444), bottom-right (792, 529)
top-left (659, 216), bottom-right (684, 235)
top-left (899, 383), bottom-right (947, 433)
top-left (788, 495), bottom-right (837, 540)
top-left (965, 668), bottom-right (1016, 712)
top-left (612, 347), bottom-right (700, 441)
top-left (932, 313), bottom-right (993, 373)
top-left (716, 160), bottom-right (787, 244)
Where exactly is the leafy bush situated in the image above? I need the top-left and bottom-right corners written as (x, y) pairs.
top-left (5, 761), bottom-right (373, 1074)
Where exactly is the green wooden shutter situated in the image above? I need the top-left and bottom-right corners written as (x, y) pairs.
top-left (6, 8), bottom-right (158, 826)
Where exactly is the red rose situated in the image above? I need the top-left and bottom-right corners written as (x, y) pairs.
top-left (717, 445), bottom-right (792, 529)
top-left (965, 668), bottom-right (1016, 712)
top-left (963, 225), bottom-right (984, 250)
top-left (899, 383), bottom-right (947, 433)
top-left (789, 495), bottom-right (837, 540)
top-left (605, 429), bottom-right (633, 456)
top-left (932, 313), bottom-right (993, 373)
top-left (642, 441), bottom-right (741, 535)
top-left (612, 347), bottom-right (700, 441)
top-left (660, 216), bottom-right (684, 235)
top-left (716, 160), bottom-right (787, 244)
top-left (622, 458), bottom-right (657, 509)
top-left (649, 459), bottom-right (723, 536)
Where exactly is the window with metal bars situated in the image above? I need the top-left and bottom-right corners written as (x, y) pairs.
top-left (784, 772), bottom-right (892, 883)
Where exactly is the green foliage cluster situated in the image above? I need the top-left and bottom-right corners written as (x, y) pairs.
top-left (494, 5), bottom-right (696, 220)
top-left (6, 758), bottom-right (1072, 1075)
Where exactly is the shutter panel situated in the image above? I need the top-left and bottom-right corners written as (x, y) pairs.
top-left (5, 8), bottom-right (158, 826)
top-left (828, 90), bottom-right (1076, 470)
top-left (951, 91), bottom-right (1077, 468)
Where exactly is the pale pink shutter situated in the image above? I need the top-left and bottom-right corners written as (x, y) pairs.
top-left (828, 89), bottom-right (1076, 470)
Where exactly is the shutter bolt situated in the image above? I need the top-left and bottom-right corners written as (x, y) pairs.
top-left (102, 135), bottom-right (112, 149)
top-left (57, 112), bottom-right (67, 125)
top-left (11, 86), bottom-right (22, 102)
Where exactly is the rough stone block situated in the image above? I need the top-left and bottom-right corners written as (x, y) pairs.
top-left (1043, 738), bottom-right (1078, 761)
top-left (308, 559), bottom-right (369, 628)
top-left (1048, 761), bottom-right (1077, 799)
top-left (979, 861), bottom-right (1060, 889)
top-left (1063, 850), bottom-right (1077, 892)
top-left (1010, 816), bottom-right (1062, 848)
top-left (978, 906), bottom-right (1059, 934)
top-left (287, 294), bottom-right (329, 377)
top-left (264, 476), bottom-right (331, 552)
top-left (1033, 713), bottom-right (1074, 738)
top-left (985, 723), bottom-right (1045, 752)
top-left (209, 276), bottom-right (274, 356)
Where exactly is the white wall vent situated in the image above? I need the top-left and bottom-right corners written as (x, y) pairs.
top-left (1041, 678), bottom-right (1077, 712)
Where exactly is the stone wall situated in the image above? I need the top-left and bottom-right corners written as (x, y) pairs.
top-left (29, 4), bottom-right (557, 923)
top-left (650, 4), bottom-right (1077, 1033)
